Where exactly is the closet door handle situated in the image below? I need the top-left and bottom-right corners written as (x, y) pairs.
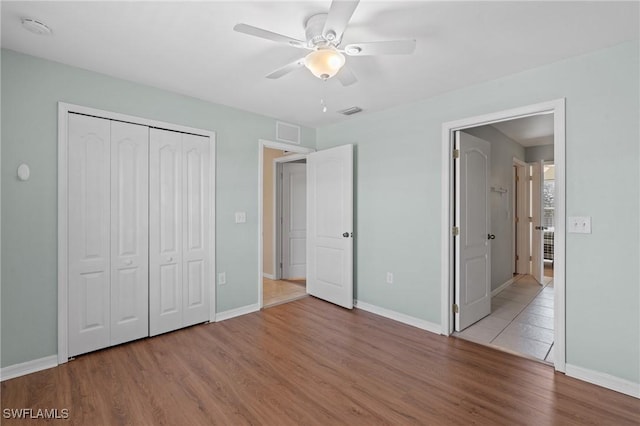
top-left (487, 234), bottom-right (496, 240)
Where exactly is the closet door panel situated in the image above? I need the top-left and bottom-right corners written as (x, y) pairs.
top-left (68, 114), bottom-right (111, 357)
top-left (149, 128), bottom-right (183, 336)
top-left (110, 121), bottom-right (149, 345)
top-left (182, 134), bottom-right (210, 326)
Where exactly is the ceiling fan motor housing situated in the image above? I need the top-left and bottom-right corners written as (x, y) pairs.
top-left (305, 13), bottom-right (336, 47)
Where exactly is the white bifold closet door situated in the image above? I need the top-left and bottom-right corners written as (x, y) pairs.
top-left (68, 114), bottom-right (149, 357)
top-left (149, 128), bottom-right (211, 336)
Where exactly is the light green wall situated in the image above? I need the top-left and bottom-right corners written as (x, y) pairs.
top-left (317, 41), bottom-right (639, 384)
top-left (526, 144), bottom-right (554, 162)
top-left (0, 49), bottom-right (315, 367)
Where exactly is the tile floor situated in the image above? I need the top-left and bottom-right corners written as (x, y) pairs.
top-left (263, 278), bottom-right (307, 308)
top-left (457, 274), bottom-right (555, 363)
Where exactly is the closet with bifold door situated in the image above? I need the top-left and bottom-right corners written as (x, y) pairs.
top-left (148, 128), bottom-right (211, 337)
top-left (66, 112), bottom-right (212, 358)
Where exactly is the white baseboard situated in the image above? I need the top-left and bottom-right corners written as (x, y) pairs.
top-left (492, 276), bottom-right (518, 297)
top-left (566, 364), bottom-right (640, 399)
top-left (1, 355), bottom-right (58, 382)
top-left (354, 300), bottom-right (441, 335)
top-left (263, 273), bottom-right (275, 280)
top-left (215, 303), bottom-right (260, 322)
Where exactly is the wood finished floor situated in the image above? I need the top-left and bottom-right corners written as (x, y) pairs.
top-left (2, 297), bottom-right (638, 425)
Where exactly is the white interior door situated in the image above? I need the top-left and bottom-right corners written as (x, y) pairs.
top-left (68, 114), bottom-right (111, 357)
top-left (530, 160), bottom-right (544, 284)
top-left (455, 131), bottom-right (491, 331)
top-left (110, 121), bottom-right (149, 346)
top-left (282, 162), bottom-right (307, 279)
top-left (306, 144), bottom-right (353, 309)
top-left (149, 128), bottom-right (183, 336)
top-left (181, 134), bottom-right (211, 327)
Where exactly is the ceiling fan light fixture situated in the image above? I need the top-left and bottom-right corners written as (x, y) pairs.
top-left (304, 47), bottom-right (345, 80)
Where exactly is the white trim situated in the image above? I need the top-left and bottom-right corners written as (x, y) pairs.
top-left (274, 154), bottom-right (308, 281)
top-left (1, 355), bottom-right (58, 382)
top-left (491, 276), bottom-right (518, 297)
top-left (263, 273), bottom-right (276, 280)
top-left (566, 364), bottom-right (640, 399)
top-left (441, 99), bottom-right (566, 373)
top-left (355, 300), bottom-right (441, 335)
top-left (57, 105), bottom-right (69, 364)
top-left (513, 158), bottom-right (529, 275)
top-left (258, 139), bottom-right (314, 309)
top-left (215, 303), bottom-right (260, 322)
top-left (57, 102), bottom-right (216, 364)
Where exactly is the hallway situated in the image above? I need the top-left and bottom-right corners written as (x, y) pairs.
top-left (456, 275), bottom-right (555, 362)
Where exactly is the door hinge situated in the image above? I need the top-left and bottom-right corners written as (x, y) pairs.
top-left (516, 175), bottom-right (520, 182)
top-left (528, 217), bottom-right (533, 222)
top-left (452, 149), bottom-right (460, 159)
top-left (515, 217), bottom-right (519, 223)
top-left (529, 256), bottom-right (532, 261)
top-left (452, 226), bottom-right (459, 236)
top-left (452, 303), bottom-right (459, 314)
top-left (516, 255), bottom-right (519, 261)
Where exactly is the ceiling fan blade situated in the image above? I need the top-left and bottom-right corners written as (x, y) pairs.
top-left (344, 40), bottom-right (417, 56)
top-left (336, 65), bottom-right (357, 87)
top-left (323, 0), bottom-right (360, 43)
top-left (234, 23), bottom-right (307, 49)
top-left (266, 58), bottom-right (306, 79)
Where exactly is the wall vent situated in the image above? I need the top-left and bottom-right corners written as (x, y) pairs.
top-left (337, 106), bottom-right (363, 116)
top-left (276, 121), bottom-right (301, 144)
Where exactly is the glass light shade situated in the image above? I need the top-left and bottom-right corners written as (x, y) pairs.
top-left (304, 48), bottom-right (346, 80)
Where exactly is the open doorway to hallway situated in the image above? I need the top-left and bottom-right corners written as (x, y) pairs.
top-left (260, 144), bottom-right (311, 308)
top-left (451, 111), bottom-right (560, 365)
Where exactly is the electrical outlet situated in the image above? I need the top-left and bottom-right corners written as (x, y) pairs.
top-left (386, 272), bottom-right (394, 284)
top-left (218, 272), bottom-right (226, 285)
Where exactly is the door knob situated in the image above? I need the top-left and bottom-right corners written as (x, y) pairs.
top-left (487, 234), bottom-right (496, 240)
top-left (343, 232), bottom-right (350, 238)
top-left (534, 226), bottom-right (548, 230)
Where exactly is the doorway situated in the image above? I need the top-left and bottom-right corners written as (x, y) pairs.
top-left (259, 141), bottom-right (314, 308)
top-left (441, 99), bottom-right (566, 372)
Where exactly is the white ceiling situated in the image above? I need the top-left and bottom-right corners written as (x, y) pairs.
top-left (491, 114), bottom-right (554, 147)
top-left (1, 1), bottom-right (638, 128)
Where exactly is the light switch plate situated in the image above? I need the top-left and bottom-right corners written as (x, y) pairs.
top-left (235, 211), bottom-right (246, 223)
top-left (568, 216), bottom-right (591, 234)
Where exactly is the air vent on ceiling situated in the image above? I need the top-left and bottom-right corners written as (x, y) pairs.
top-left (21, 18), bottom-right (52, 35)
top-left (337, 106), bottom-right (363, 116)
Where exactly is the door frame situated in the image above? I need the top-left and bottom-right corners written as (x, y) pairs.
top-left (57, 102), bottom-right (216, 364)
top-left (257, 140), bottom-right (314, 308)
top-left (512, 158), bottom-right (529, 275)
top-left (440, 99), bottom-right (566, 372)
top-left (274, 155), bottom-right (307, 280)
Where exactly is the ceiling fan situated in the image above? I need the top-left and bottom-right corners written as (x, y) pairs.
top-left (233, 0), bottom-right (416, 86)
